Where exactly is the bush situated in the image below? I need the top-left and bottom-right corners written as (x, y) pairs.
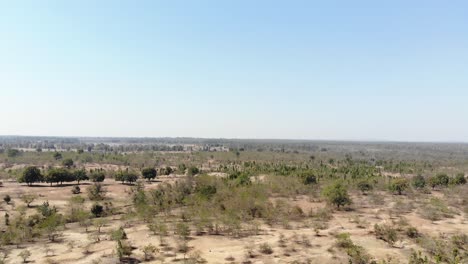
top-left (412, 175), bottom-right (426, 189)
top-left (62, 158), bottom-right (74, 168)
top-left (87, 183), bottom-right (106, 200)
top-left (187, 166), bottom-right (200, 176)
top-left (388, 178), bottom-right (409, 195)
top-left (450, 173), bottom-right (466, 185)
top-left (3, 195), bottom-right (11, 204)
top-left (322, 181), bottom-right (352, 208)
top-left (111, 226), bottom-right (127, 240)
top-left (335, 233), bottom-right (371, 263)
top-left (406, 227), bottom-right (420, 238)
top-left (428, 173), bottom-right (450, 189)
top-left (91, 203), bottom-right (104, 217)
top-left (374, 224), bottom-right (398, 246)
top-left (71, 185), bottom-right (81, 194)
top-left (259, 243), bottom-right (273, 254)
top-left (357, 179), bottom-right (373, 194)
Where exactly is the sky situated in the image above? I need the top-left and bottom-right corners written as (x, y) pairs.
top-left (0, 1), bottom-right (467, 142)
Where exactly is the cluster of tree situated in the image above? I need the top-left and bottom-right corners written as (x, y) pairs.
top-left (17, 166), bottom-right (106, 186)
top-left (115, 170), bottom-right (139, 184)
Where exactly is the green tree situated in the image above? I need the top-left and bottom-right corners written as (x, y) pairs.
top-left (73, 169), bottom-right (88, 184)
top-left (322, 181), bottom-right (352, 208)
top-left (141, 167), bottom-right (157, 182)
top-left (62, 158), bottom-right (74, 168)
top-left (45, 168), bottom-right (74, 186)
top-left (18, 166), bottom-right (43, 186)
top-left (89, 171), bottom-right (105, 182)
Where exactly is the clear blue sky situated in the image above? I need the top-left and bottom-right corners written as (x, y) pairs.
top-left (1, 1), bottom-right (467, 141)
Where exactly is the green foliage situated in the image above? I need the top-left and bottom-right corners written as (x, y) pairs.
top-left (451, 173), bottom-right (466, 185)
top-left (322, 181), bottom-right (352, 208)
top-left (335, 233), bottom-right (371, 263)
top-left (412, 175), bottom-right (426, 189)
top-left (187, 166), bottom-right (200, 176)
top-left (428, 173), bottom-right (450, 189)
top-left (62, 158), bottom-right (74, 168)
top-left (87, 183), bottom-right (106, 201)
top-left (114, 170), bottom-right (138, 184)
top-left (89, 170), bottom-right (105, 182)
top-left (45, 167), bottom-right (74, 185)
top-left (90, 203), bottom-right (104, 217)
top-left (356, 179), bottom-right (373, 194)
top-left (388, 178), bottom-right (409, 195)
top-left (374, 223), bottom-right (398, 246)
top-left (111, 226), bottom-right (127, 240)
top-left (73, 169), bottom-right (88, 183)
top-left (18, 166), bottom-right (43, 186)
top-left (141, 167), bottom-right (157, 181)
top-left (141, 243), bottom-right (158, 261)
top-left (37, 201), bottom-right (57, 217)
top-left (7, 149), bottom-right (21, 158)
top-left (116, 239), bottom-right (133, 260)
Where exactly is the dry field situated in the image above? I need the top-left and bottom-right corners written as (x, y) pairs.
top-left (0, 173), bottom-right (466, 264)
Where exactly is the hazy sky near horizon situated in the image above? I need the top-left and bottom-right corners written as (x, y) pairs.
top-left (1, 1), bottom-right (467, 141)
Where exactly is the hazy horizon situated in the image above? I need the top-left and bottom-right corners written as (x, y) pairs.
top-left (1, 1), bottom-right (467, 142)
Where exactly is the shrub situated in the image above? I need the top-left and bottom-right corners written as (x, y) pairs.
top-left (87, 183), bottom-right (106, 200)
top-left (3, 195), bottom-right (11, 204)
top-left (20, 194), bottom-right (37, 207)
top-left (187, 166), bottom-right (200, 176)
top-left (142, 243), bottom-right (158, 261)
top-left (374, 224), bottom-right (398, 246)
top-left (357, 179), bottom-right (373, 194)
top-left (322, 181), bottom-right (352, 208)
top-left (71, 185), bottom-right (81, 194)
top-left (62, 158), bottom-right (74, 168)
top-left (428, 173), bottom-right (450, 189)
top-left (111, 227), bottom-right (127, 240)
top-left (91, 203), bottom-right (104, 217)
top-left (388, 178), bottom-right (409, 195)
top-left (335, 233), bottom-right (371, 263)
top-left (406, 227), bottom-right (420, 238)
top-left (450, 173), bottom-right (466, 185)
top-left (18, 249), bottom-right (31, 263)
top-left (259, 243), bottom-right (273, 254)
top-left (302, 174), bottom-right (317, 185)
top-left (412, 175), bottom-right (426, 189)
